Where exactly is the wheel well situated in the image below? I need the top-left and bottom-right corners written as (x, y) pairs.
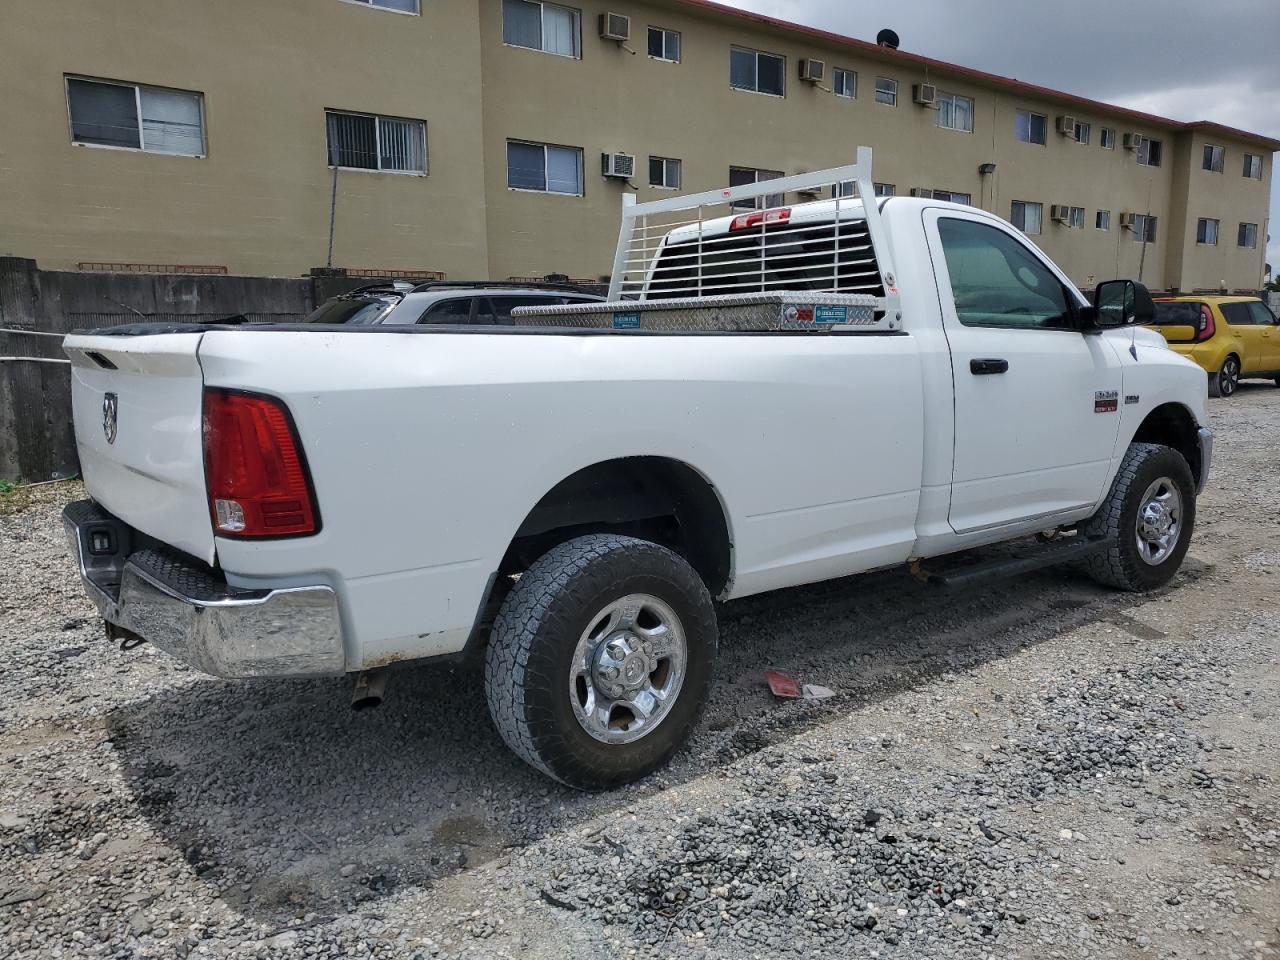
top-left (1132, 403), bottom-right (1202, 487)
top-left (502, 457), bottom-right (732, 597)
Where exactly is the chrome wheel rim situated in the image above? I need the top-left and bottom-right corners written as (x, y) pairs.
top-left (1220, 358), bottom-right (1239, 396)
top-left (569, 594), bottom-right (686, 745)
top-left (1134, 477), bottom-right (1182, 566)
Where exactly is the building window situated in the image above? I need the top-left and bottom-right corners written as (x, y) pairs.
top-left (507, 140), bottom-right (583, 194)
top-left (1071, 120), bottom-right (1090, 144)
top-left (1202, 144), bottom-right (1225, 173)
top-left (326, 111), bottom-right (426, 173)
top-left (833, 180), bottom-right (893, 198)
top-left (1132, 214), bottom-right (1157, 243)
top-left (1136, 136), bottom-right (1162, 167)
top-left (729, 166), bottom-right (784, 211)
top-left (1015, 110), bottom-right (1047, 145)
top-left (1243, 154), bottom-right (1263, 179)
top-left (1195, 218), bottom-right (1219, 245)
top-left (730, 47), bottom-right (784, 96)
top-left (502, 0), bottom-right (580, 58)
top-left (1100, 127), bottom-right (1115, 149)
top-left (1010, 200), bottom-right (1043, 235)
top-left (345, 0), bottom-right (419, 13)
top-left (874, 77), bottom-right (897, 106)
top-left (833, 68), bottom-right (856, 99)
top-left (927, 189), bottom-right (971, 205)
top-left (1096, 209), bottom-right (1111, 231)
top-left (1238, 222), bottom-right (1259, 248)
top-left (936, 92), bottom-right (974, 132)
top-left (647, 26), bottom-right (680, 61)
top-left (66, 77), bottom-right (204, 156)
top-left (649, 156), bottom-right (681, 189)
top-left (1069, 206), bottom-right (1085, 229)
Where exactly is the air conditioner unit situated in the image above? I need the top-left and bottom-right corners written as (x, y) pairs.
top-left (600, 152), bottom-right (635, 179)
top-left (1050, 204), bottom-right (1071, 223)
top-left (1122, 132), bottom-right (1141, 150)
top-left (912, 83), bottom-right (937, 106)
top-left (910, 187), bottom-right (934, 198)
top-left (799, 58), bottom-right (826, 83)
top-left (1056, 115), bottom-right (1076, 136)
top-left (598, 12), bottom-right (631, 41)
top-left (1119, 212), bottom-right (1138, 230)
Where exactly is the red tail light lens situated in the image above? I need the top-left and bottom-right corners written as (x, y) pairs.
top-left (729, 208), bottom-right (791, 231)
top-left (203, 389), bottom-right (318, 538)
top-left (1197, 304), bottom-right (1215, 342)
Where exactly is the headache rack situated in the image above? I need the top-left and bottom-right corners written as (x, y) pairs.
top-left (512, 147), bottom-right (901, 333)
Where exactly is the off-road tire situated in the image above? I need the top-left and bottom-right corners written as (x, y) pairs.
top-left (1079, 442), bottom-right (1196, 592)
top-left (484, 534), bottom-right (717, 790)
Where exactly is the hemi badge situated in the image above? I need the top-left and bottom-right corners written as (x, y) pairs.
top-left (1094, 390), bottom-right (1119, 414)
top-left (1125, 394), bottom-right (1140, 405)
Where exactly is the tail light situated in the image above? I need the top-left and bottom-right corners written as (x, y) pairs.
top-left (729, 208), bottom-right (791, 231)
top-left (1196, 304), bottom-right (1215, 342)
top-left (202, 389), bottom-right (319, 538)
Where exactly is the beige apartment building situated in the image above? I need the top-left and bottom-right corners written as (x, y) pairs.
top-left (2, 0), bottom-right (1276, 292)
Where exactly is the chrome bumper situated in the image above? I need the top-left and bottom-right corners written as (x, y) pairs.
top-left (1196, 426), bottom-right (1213, 494)
top-left (63, 500), bottom-right (346, 679)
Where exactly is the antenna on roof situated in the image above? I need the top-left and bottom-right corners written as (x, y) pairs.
top-left (876, 28), bottom-right (899, 50)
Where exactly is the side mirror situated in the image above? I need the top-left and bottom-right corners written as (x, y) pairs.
top-left (1090, 279), bottom-right (1155, 328)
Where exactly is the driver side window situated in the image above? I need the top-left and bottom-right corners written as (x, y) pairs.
top-left (937, 218), bottom-right (1073, 330)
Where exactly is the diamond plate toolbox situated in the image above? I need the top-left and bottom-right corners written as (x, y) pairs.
top-left (510, 291), bottom-right (893, 333)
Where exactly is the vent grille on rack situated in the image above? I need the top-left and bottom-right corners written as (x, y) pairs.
top-left (643, 217), bottom-right (885, 300)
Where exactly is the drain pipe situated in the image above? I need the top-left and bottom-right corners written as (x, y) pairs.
top-left (351, 670), bottom-right (387, 711)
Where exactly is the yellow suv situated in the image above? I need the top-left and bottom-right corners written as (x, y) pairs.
top-left (1151, 296), bottom-right (1280, 397)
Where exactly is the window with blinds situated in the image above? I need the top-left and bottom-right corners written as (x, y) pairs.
top-left (326, 111), bottom-right (426, 174)
top-left (66, 77), bottom-right (204, 156)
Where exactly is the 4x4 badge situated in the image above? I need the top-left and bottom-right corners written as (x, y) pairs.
top-left (102, 392), bottom-right (118, 444)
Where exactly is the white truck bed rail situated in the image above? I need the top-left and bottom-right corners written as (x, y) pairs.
top-left (607, 146), bottom-right (899, 309)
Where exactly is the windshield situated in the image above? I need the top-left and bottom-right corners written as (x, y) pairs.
top-left (303, 298), bottom-right (397, 325)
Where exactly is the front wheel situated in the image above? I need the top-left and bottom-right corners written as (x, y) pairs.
top-left (1079, 442), bottom-right (1196, 592)
top-left (485, 534), bottom-right (717, 789)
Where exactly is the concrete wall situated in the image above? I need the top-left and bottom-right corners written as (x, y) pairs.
top-left (0, 0), bottom-right (490, 278)
top-left (0, 257), bottom-right (377, 481)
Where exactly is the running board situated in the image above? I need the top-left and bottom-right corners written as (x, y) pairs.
top-left (919, 536), bottom-right (1110, 589)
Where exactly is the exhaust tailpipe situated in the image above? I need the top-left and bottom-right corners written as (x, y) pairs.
top-left (351, 670), bottom-right (387, 711)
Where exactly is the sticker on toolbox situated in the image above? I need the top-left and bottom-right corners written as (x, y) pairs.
top-left (814, 304), bottom-right (848, 325)
top-left (612, 312), bottom-right (641, 329)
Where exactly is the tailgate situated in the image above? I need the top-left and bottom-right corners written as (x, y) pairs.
top-left (63, 333), bottom-right (215, 564)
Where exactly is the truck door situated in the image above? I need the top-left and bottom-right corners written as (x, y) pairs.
top-left (923, 209), bottom-right (1124, 534)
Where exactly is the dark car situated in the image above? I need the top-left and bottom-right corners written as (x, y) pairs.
top-left (302, 281), bottom-right (602, 326)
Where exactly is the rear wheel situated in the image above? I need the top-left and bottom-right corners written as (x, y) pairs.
top-left (1211, 355), bottom-right (1240, 398)
top-left (1080, 442), bottom-right (1196, 592)
top-left (485, 534), bottom-right (717, 789)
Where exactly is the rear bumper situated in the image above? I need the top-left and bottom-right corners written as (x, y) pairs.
top-left (63, 500), bottom-right (345, 679)
top-left (1196, 426), bottom-right (1213, 495)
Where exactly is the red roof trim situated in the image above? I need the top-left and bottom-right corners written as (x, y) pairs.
top-left (672, 0), bottom-right (1280, 151)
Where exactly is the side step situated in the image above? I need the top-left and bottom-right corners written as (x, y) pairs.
top-left (920, 536), bottom-right (1110, 589)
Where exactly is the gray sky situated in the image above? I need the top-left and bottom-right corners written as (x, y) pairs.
top-left (731, 0), bottom-right (1279, 277)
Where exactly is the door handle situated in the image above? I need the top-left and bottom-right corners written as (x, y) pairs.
top-left (970, 358), bottom-right (1009, 375)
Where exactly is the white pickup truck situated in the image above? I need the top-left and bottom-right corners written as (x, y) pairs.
top-left (62, 151), bottom-right (1211, 788)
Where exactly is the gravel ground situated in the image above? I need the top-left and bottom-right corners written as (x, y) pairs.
top-left (2, 384), bottom-right (1278, 959)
